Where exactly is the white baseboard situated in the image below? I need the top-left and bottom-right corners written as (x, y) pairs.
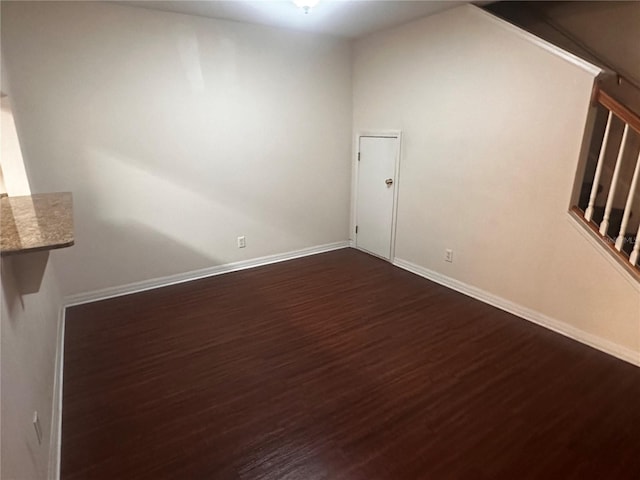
top-left (48, 307), bottom-right (65, 480)
top-left (393, 257), bottom-right (640, 367)
top-left (64, 241), bottom-right (350, 307)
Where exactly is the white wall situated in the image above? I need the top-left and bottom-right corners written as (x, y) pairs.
top-left (1, 257), bottom-right (62, 480)
top-left (353, 5), bottom-right (640, 357)
top-left (2, 6), bottom-right (63, 478)
top-left (1, 1), bottom-right (352, 297)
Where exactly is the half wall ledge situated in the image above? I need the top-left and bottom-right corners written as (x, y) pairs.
top-left (1, 192), bottom-right (74, 256)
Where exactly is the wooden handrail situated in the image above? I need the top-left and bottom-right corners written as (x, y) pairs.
top-left (595, 88), bottom-right (640, 134)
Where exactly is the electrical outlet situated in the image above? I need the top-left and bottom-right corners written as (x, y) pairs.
top-left (33, 411), bottom-right (42, 445)
top-left (445, 249), bottom-right (453, 263)
top-left (237, 236), bottom-right (246, 248)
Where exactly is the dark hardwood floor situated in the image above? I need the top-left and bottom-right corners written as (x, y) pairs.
top-left (61, 248), bottom-right (640, 479)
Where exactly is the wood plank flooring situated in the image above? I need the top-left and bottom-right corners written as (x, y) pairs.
top-left (61, 248), bottom-right (640, 479)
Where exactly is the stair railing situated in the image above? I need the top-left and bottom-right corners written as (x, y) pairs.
top-left (577, 87), bottom-right (640, 271)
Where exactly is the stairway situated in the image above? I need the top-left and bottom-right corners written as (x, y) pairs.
top-left (487, 2), bottom-right (640, 275)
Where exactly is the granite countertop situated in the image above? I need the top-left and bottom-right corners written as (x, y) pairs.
top-left (1, 192), bottom-right (74, 256)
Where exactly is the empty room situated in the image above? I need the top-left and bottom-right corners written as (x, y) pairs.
top-left (1, 1), bottom-right (639, 479)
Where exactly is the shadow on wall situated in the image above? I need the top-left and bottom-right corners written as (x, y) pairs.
top-left (2, 0), bottom-right (350, 297)
top-left (65, 218), bottom-right (222, 294)
top-left (48, 142), bottom-right (335, 295)
top-left (1, 252), bottom-right (51, 317)
top-left (81, 146), bottom-right (314, 250)
top-left (2, 256), bottom-right (24, 321)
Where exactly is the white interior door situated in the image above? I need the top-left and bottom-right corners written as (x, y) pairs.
top-left (356, 135), bottom-right (399, 260)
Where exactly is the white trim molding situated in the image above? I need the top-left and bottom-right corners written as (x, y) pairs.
top-left (48, 307), bottom-right (66, 480)
top-left (393, 257), bottom-right (640, 367)
top-left (64, 241), bottom-right (350, 307)
top-left (351, 130), bottom-right (403, 261)
top-left (469, 4), bottom-right (604, 78)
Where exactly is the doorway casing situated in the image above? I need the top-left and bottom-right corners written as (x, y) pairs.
top-left (350, 130), bottom-right (402, 261)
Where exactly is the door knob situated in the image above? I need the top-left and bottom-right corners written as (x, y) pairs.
top-left (385, 178), bottom-right (393, 186)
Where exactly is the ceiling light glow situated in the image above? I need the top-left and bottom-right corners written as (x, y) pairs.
top-left (292, 0), bottom-right (320, 15)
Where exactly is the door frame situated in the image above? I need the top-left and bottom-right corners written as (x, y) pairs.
top-left (351, 130), bottom-right (403, 261)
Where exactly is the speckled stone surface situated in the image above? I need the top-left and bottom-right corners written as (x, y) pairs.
top-left (1, 192), bottom-right (74, 255)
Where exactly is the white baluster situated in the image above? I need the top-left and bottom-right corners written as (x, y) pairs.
top-left (615, 151), bottom-right (640, 251)
top-left (585, 110), bottom-right (613, 221)
top-left (600, 124), bottom-right (630, 236)
top-left (629, 222), bottom-right (640, 266)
